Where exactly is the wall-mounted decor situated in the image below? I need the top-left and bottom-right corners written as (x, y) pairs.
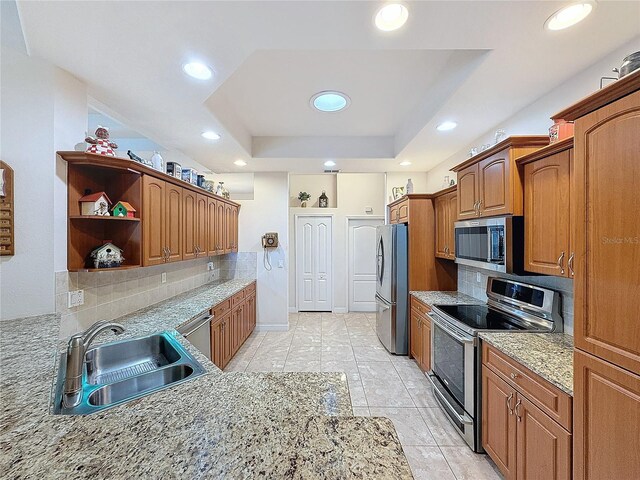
top-left (79, 191), bottom-right (112, 216)
top-left (88, 241), bottom-right (124, 269)
top-left (0, 161), bottom-right (14, 256)
top-left (85, 126), bottom-right (117, 156)
top-left (111, 201), bottom-right (136, 218)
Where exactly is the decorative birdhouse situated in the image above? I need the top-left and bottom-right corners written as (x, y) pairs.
top-left (79, 191), bottom-right (112, 216)
top-left (88, 242), bottom-right (124, 269)
top-left (111, 201), bottom-right (136, 218)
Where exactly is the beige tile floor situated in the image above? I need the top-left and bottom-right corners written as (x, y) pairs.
top-left (224, 312), bottom-right (503, 480)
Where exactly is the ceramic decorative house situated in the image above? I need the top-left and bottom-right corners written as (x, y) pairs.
top-left (111, 201), bottom-right (136, 218)
top-left (79, 191), bottom-right (112, 216)
top-left (89, 242), bottom-right (124, 269)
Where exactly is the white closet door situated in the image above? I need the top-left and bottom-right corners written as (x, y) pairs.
top-left (296, 216), bottom-right (332, 311)
top-left (348, 218), bottom-right (384, 312)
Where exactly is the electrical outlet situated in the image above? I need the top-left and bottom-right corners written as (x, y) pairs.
top-left (476, 272), bottom-right (482, 283)
top-left (161, 272), bottom-right (167, 284)
top-left (68, 290), bottom-right (84, 308)
top-left (207, 262), bottom-right (214, 271)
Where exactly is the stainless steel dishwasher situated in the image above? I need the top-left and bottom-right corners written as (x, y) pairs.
top-left (177, 312), bottom-right (214, 360)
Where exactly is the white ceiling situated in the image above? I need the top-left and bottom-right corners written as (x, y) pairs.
top-left (15, 1), bottom-right (640, 173)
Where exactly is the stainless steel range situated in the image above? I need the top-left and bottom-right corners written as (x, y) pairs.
top-left (427, 277), bottom-right (563, 452)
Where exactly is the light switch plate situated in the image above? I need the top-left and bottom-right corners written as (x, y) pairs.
top-left (68, 290), bottom-right (84, 308)
top-left (161, 272), bottom-right (167, 283)
top-left (476, 272), bottom-right (482, 283)
top-left (207, 262), bottom-right (214, 271)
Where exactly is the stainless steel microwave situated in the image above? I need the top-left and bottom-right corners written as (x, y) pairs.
top-left (454, 216), bottom-right (524, 274)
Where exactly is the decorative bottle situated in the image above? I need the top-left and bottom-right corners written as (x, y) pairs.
top-left (319, 190), bottom-right (329, 208)
top-left (406, 178), bottom-right (414, 194)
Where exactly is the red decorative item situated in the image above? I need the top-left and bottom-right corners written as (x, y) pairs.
top-left (549, 119), bottom-right (574, 144)
top-left (85, 126), bottom-right (118, 156)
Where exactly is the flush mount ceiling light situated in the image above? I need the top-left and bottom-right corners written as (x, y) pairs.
top-left (311, 91), bottom-right (350, 112)
top-left (234, 160), bottom-right (247, 167)
top-left (399, 161), bottom-right (412, 166)
top-left (201, 131), bottom-right (221, 140)
top-left (183, 62), bottom-right (213, 80)
top-left (375, 3), bottom-right (409, 32)
top-left (544, 1), bottom-right (595, 31)
top-left (324, 160), bottom-right (337, 167)
top-left (436, 121), bottom-right (458, 131)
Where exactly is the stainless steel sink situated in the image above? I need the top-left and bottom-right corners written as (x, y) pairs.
top-left (52, 331), bottom-right (205, 415)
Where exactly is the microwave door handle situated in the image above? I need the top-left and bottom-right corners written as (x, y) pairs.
top-left (487, 228), bottom-right (493, 262)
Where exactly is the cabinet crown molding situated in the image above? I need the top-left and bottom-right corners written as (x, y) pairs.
top-left (450, 136), bottom-right (550, 173)
top-left (516, 137), bottom-right (574, 166)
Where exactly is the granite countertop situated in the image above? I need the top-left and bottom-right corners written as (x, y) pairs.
top-left (479, 332), bottom-right (574, 395)
top-left (0, 280), bottom-right (412, 479)
top-left (410, 290), bottom-right (482, 306)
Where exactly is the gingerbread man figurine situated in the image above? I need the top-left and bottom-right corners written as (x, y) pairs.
top-left (85, 126), bottom-right (118, 156)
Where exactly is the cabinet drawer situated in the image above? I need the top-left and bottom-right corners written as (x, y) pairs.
top-left (232, 290), bottom-right (245, 306)
top-left (410, 297), bottom-right (431, 316)
top-left (212, 298), bottom-right (231, 317)
top-left (244, 282), bottom-right (256, 296)
top-left (483, 343), bottom-right (572, 431)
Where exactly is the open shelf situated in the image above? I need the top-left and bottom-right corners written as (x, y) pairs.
top-left (69, 264), bottom-right (141, 273)
top-left (70, 215), bottom-right (141, 222)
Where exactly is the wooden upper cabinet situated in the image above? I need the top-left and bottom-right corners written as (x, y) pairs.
top-left (517, 394), bottom-right (572, 480)
top-left (229, 204), bottom-right (239, 252)
top-left (182, 189), bottom-right (197, 260)
top-left (434, 188), bottom-right (457, 260)
top-left (573, 88), bottom-right (640, 374)
top-left (388, 203), bottom-right (400, 224)
top-left (452, 136), bottom-right (549, 220)
top-left (195, 194), bottom-right (208, 256)
top-left (216, 200), bottom-right (225, 254)
top-left (574, 350), bottom-right (640, 480)
top-left (520, 141), bottom-right (572, 277)
top-left (456, 164), bottom-right (480, 220)
top-left (165, 184), bottom-right (182, 262)
top-left (224, 203), bottom-right (233, 253)
top-left (142, 175), bottom-right (166, 266)
top-left (388, 197), bottom-right (409, 224)
top-left (206, 197), bottom-right (217, 256)
top-left (482, 366), bottom-right (517, 480)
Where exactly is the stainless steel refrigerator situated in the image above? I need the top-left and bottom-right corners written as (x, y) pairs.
top-left (375, 224), bottom-right (409, 355)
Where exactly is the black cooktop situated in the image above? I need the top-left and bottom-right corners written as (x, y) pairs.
top-left (434, 304), bottom-right (533, 331)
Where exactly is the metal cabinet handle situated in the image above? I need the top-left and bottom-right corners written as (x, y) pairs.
top-left (568, 252), bottom-right (575, 277)
top-left (507, 392), bottom-right (514, 415)
top-left (473, 201), bottom-right (478, 216)
top-left (515, 399), bottom-right (522, 422)
top-left (557, 251), bottom-right (565, 274)
top-left (478, 200), bottom-right (483, 216)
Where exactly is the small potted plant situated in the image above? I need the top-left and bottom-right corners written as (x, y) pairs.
top-left (298, 191), bottom-right (311, 207)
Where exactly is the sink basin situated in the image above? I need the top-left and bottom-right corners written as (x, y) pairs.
top-left (52, 331), bottom-right (205, 415)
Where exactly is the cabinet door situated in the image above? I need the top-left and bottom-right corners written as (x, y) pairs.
top-left (388, 205), bottom-right (399, 224)
top-left (568, 150), bottom-right (576, 278)
top-left (447, 192), bottom-right (457, 259)
top-left (409, 307), bottom-right (423, 364)
top-left (479, 152), bottom-right (511, 217)
top-left (246, 293), bottom-right (256, 334)
top-left (574, 89), bottom-right (640, 374)
top-left (434, 195), bottom-right (449, 259)
top-left (420, 316), bottom-right (431, 372)
top-left (523, 151), bottom-right (571, 276)
top-left (165, 184), bottom-right (182, 262)
top-left (397, 199), bottom-right (409, 223)
top-left (574, 350), bottom-right (640, 480)
top-left (482, 366), bottom-right (517, 480)
top-left (457, 164), bottom-right (479, 220)
top-left (230, 205), bottom-right (239, 252)
top-left (232, 301), bottom-right (244, 354)
top-left (182, 190), bottom-right (197, 260)
top-left (142, 176), bottom-right (165, 266)
top-left (195, 194), bottom-right (208, 255)
top-left (211, 318), bottom-right (223, 369)
top-left (224, 203), bottom-right (233, 253)
top-left (206, 197), bottom-right (217, 256)
top-left (216, 200), bottom-right (225, 254)
top-left (516, 394), bottom-right (572, 480)
top-left (220, 311), bottom-right (232, 368)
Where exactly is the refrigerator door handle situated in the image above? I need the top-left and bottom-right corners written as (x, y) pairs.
top-left (375, 293), bottom-right (392, 309)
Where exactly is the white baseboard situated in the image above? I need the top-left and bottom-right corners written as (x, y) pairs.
top-left (332, 307), bottom-right (348, 314)
top-left (288, 307), bottom-right (298, 313)
top-left (255, 323), bottom-right (290, 332)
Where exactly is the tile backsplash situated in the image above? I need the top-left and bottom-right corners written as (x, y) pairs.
top-left (56, 252), bottom-right (257, 339)
top-left (457, 265), bottom-right (574, 335)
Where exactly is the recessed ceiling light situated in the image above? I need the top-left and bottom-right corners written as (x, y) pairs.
top-left (375, 3), bottom-right (409, 32)
top-left (324, 160), bottom-right (336, 167)
top-left (183, 62), bottom-right (213, 80)
top-left (436, 121), bottom-right (458, 131)
top-left (311, 91), bottom-right (350, 112)
top-left (201, 131), bottom-right (221, 140)
top-left (234, 160), bottom-right (247, 167)
top-left (545, 2), bottom-right (594, 31)
top-left (399, 161), bottom-right (412, 166)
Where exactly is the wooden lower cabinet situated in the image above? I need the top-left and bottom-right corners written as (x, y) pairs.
top-left (482, 360), bottom-right (572, 480)
top-left (574, 350), bottom-right (640, 480)
top-left (409, 297), bottom-right (431, 371)
top-left (210, 282), bottom-right (257, 370)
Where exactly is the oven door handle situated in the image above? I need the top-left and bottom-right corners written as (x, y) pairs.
top-left (431, 377), bottom-right (474, 425)
top-left (428, 312), bottom-right (474, 344)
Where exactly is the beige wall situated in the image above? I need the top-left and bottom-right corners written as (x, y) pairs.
top-left (288, 172), bottom-right (385, 312)
top-left (384, 172), bottom-right (429, 203)
top-left (289, 173), bottom-right (337, 208)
